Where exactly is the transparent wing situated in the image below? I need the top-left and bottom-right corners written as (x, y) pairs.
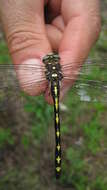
top-left (0, 67), bottom-right (23, 111)
top-left (0, 46), bottom-right (107, 110)
top-left (62, 56), bottom-right (107, 103)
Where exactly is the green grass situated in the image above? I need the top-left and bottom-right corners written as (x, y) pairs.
top-left (0, 128), bottom-right (15, 147)
top-left (0, 39), bottom-right (10, 63)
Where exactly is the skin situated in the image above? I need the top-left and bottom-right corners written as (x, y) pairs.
top-left (0, 0), bottom-right (101, 104)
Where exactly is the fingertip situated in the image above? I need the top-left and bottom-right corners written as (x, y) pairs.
top-left (16, 58), bottom-right (47, 96)
top-left (46, 24), bottom-right (62, 51)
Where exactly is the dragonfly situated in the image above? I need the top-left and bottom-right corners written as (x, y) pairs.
top-left (0, 51), bottom-right (107, 179)
top-left (43, 53), bottom-right (63, 179)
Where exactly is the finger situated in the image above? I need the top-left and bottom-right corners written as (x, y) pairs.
top-left (59, 0), bottom-right (101, 97)
top-left (45, 0), bottom-right (101, 104)
top-left (52, 15), bottom-right (65, 32)
top-left (45, 0), bottom-right (61, 23)
top-left (0, 0), bottom-right (51, 96)
top-left (44, 10), bottom-right (64, 51)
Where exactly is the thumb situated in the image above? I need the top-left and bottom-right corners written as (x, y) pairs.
top-left (0, 0), bottom-right (51, 95)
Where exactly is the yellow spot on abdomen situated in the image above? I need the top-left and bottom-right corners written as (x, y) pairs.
top-left (56, 156), bottom-right (61, 164)
top-left (54, 86), bottom-right (57, 95)
top-left (55, 98), bottom-right (58, 110)
top-left (57, 144), bottom-right (60, 151)
top-left (56, 131), bottom-right (60, 137)
top-left (56, 114), bottom-right (59, 124)
top-left (56, 167), bottom-right (61, 172)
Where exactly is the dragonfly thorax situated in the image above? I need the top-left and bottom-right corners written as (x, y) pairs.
top-left (43, 53), bottom-right (63, 83)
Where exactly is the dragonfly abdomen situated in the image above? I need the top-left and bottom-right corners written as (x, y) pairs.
top-left (52, 83), bottom-right (61, 178)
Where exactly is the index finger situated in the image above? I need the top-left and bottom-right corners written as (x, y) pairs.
top-left (59, 0), bottom-right (101, 96)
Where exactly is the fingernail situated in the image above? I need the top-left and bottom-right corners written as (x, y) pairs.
top-left (17, 58), bottom-right (44, 84)
top-left (16, 58), bottom-right (46, 95)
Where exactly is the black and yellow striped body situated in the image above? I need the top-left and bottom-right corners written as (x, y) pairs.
top-left (43, 53), bottom-right (63, 179)
top-left (51, 81), bottom-right (61, 178)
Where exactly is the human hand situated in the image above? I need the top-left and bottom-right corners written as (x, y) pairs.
top-left (0, 0), bottom-right (101, 104)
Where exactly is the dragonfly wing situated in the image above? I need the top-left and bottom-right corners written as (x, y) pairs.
top-left (70, 81), bottom-right (107, 103)
top-left (0, 63), bottom-right (46, 111)
top-left (0, 56), bottom-right (107, 105)
top-left (0, 64), bottom-right (20, 89)
top-left (0, 66), bottom-right (24, 111)
top-left (62, 56), bottom-right (107, 103)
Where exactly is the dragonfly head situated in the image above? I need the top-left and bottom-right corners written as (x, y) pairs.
top-left (42, 52), bottom-right (60, 63)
